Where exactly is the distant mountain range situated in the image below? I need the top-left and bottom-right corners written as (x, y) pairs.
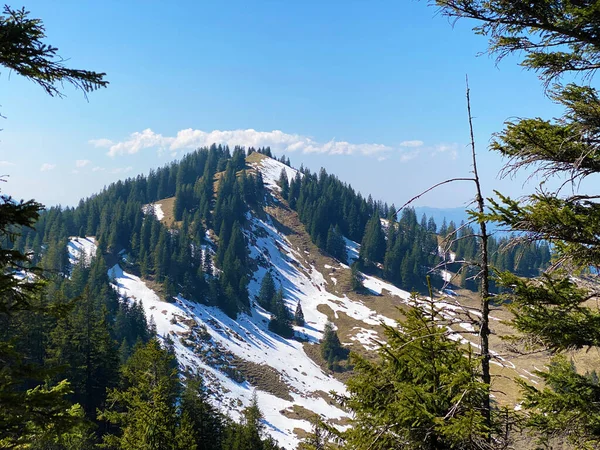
top-left (414, 206), bottom-right (470, 229)
top-left (414, 206), bottom-right (506, 236)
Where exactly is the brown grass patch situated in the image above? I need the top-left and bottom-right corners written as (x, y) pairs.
top-left (280, 404), bottom-right (316, 422)
top-left (245, 151), bottom-right (269, 165)
top-left (155, 197), bottom-right (177, 228)
top-left (232, 358), bottom-right (293, 401)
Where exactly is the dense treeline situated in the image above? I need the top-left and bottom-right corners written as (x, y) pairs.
top-left (1, 173), bottom-right (281, 449)
top-left (279, 165), bottom-right (438, 291)
top-left (374, 209), bottom-right (440, 292)
top-left (10, 144), bottom-right (270, 318)
top-left (278, 164), bottom-right (550, 293)
top-left (439, 220), bottom-right (551, 291)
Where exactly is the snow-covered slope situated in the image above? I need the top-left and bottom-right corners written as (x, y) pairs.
top-left (107, 201), bottom-right (411, 448)
top-left (253, 155), bottom-right (300, 192)
top-left (103, 155), bottom-right (515, 448)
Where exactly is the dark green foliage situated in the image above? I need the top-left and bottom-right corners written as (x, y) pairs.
top-left (443, 220), bottom-right (551, 289)
top-left (498, 272), bottom-right (600, 353)
top-left (268, 289), bottom-right (293, 338)
top-left (0, 194), bottom-right (86, 447)
top-left (10, 144), bottom-right (266, 315)
top-left (257, 271), bottom-right (276, 310)
top-left (340, 297), bottom-right (489, 449)
top-left (350, 263), bottom-right (364, 293)
top-left (291, 167), bottom-right (373, 246)
top-left (179, 376), bottom-right (225, 450)
top-left (99, 339), bottom-right (181, 449)
top-left (294, 301), bottom-right (305, 326)
top-left (298, 416), bottom-right (337, 450)
top-left (359, 213), bottom-right (385, 266)
top-left (47, 288), bottom-right (119, 418)
top-left (220, 393), bottom-right (282, 450)
top-left (0, 6), bottom-right (107, 98)
top-left (517, 356), bottom-right (600, 448)
top-left (217, 221), bottom-right (250, 318)
top-left (436, 0), bottom-right (600, 446)
top-left (287, 172), bottom-right (301, 209)
top-left (325, 225), bottom-right (346, 263)
top-left (99, 340), bottom-right (281, 450)
top-left (437, 0), bottom-right (600, 86)
top-left (380, 208), bottom-right (439, 293)
top-left (320, 322), bottom-right (349, 371)
top-left (278, 169), bottom-right (289, 199)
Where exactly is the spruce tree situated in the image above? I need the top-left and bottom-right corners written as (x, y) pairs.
top-left (340, 296), bottom-right (488, 449)
top-left (436, 1), bottom-right (600, 446)
top-left (0, 194), bottom-right (86, 446)
top-left (350, 263), bottom-right (364, 293)
top-left (278, 169), bottom-right (289, 199)
top-left (179, 376), bottom-right (224, 450)
top-left (268, 288), bottom-right (293, 338)
top-left (326, 225), bottom-right (347, 263)
top-left (0, 6), bottom-right (107, 98)
top-left (359, 212), bottom-right (385, 267)
top-left (320, 322), bottom-right (348, 371)
top-left (257, 271), bottom-right (276, 311)
top-left (294, 301), bottom-right (305, 326)
top-left (99, 339), bottom-right (180, 449)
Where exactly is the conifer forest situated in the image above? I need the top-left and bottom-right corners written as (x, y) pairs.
top-left (3, 1), bottom-right (600, 449)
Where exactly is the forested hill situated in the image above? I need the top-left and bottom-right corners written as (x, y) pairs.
top-left (12, 144), bottom-right (549, 300)
top-left (5, 146), bottom-right (552, 448)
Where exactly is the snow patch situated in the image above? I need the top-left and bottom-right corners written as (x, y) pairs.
top-left (344, 237), bottom-right (360, 263)
top-left (253, 157), bottom-right (300, 192)
top-left (67, 236), bottom-right (97, 267)
top-left (142, 203), bottom-right (165, 221)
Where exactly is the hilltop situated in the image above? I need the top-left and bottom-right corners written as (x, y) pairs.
top-left (8, 147), bottom-right (558, 448)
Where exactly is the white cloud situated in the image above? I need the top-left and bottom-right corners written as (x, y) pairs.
top-left (431, 143), bottom-right (459, 160)
top-left (399, 150), bottom-right (421, 162)
top-left (111, 166), bottom-right (133, 174)
top-left (399, 140), bottom-right (424, 148)
top-left (40, 163), bottom-right (56, 172)
top-left (92, 166), bottom-right (105, 172)
top-left (0, 160), bottom-right (15, 167)
top-left (75, 159), bottom-right (91, 168)
top-left (95, 128), bottom-right (395, 158)
top-left (91, 128), bottom-right (459, 164)
top-left (89, 138), bottom-right (114, 148)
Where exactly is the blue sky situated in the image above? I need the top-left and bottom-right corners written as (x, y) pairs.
top-left (1, 0), bottom-right (562, 208)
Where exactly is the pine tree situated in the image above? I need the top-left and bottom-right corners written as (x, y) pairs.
top-left (0, 194), bottom-right (86, 447)
top-left (257, 271), bottom-right (276, 311)
top-left (350, 263), bottom-right (364, 293)
top-left (340, 295), bottom-right (488, 449)
top-left (99, 339), bottom-right (180, 449)
top-left (435, 1), bottom-right (600, 446)
top-left (294, 301), bottom-right (305, 326)
top-left (320, 322), bottom-right (348, 371)
top-left (359, 213), bottom-right (385, 267)
top-left (278, 169), bottom-right (289, 199)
